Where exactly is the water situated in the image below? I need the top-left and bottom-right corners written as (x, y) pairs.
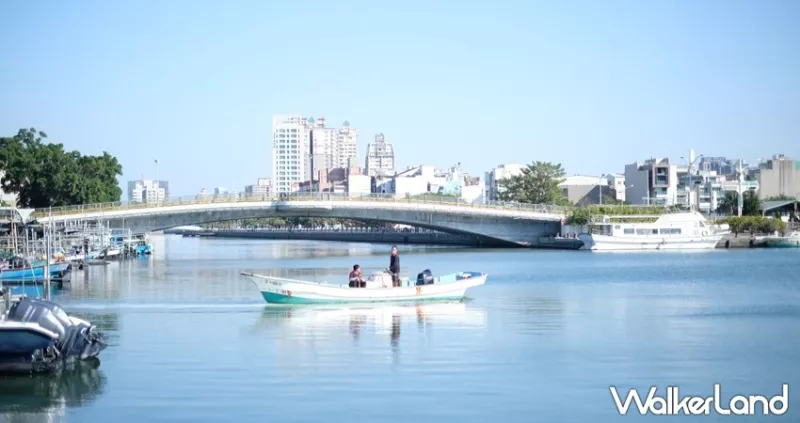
top-left (1, 235), bottom-right (799, 422)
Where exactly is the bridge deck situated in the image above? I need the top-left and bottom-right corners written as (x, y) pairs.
top-left (33, 193), bottom-right (570, 221)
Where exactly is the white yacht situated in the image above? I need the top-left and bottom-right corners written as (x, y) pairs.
top-left (578, 212), bottom-right (729, 251)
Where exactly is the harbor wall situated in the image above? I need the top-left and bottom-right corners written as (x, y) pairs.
top-left (169, 228), bottom-right (758, 249)
top-left (716, 234), bottom-right (767, 249)
top-left (173, 229), bottom-right (583, 249)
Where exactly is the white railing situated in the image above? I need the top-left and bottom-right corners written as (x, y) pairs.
top-left (32, 192), bottom-right (572, 218)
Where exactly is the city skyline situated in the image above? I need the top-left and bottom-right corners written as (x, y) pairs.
top-left (1, 1), bottom-right (798, 195)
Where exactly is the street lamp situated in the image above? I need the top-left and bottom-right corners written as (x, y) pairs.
top-left (680, 153), bottom-right (704, 212)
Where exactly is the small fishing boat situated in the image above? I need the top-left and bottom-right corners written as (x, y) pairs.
top-left (763, 231), bottom-right (800, 248)
top-left (241, 270), bottom-right (487, 304)
top-left (0, 259), bottom-right (71, 285)
top-left (0, 296), bottom-right (108, 373)
top-left (104, 247), bottom-right (121, 259)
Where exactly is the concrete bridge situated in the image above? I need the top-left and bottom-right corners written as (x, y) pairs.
top-left (32, 193), bottom-right (581, 248)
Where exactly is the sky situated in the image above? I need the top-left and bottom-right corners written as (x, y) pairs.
top-left (1, 0), bottom-right (798, 196)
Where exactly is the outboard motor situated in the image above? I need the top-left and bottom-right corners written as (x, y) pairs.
top-left (416, 269), bottom-right (434, 286)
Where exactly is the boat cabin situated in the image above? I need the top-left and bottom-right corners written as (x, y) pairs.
top-left (590, 212), bottom-right (721, 238)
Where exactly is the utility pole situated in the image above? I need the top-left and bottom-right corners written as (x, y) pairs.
top-left (737, 159), bottom-right (745, 217)
top-left (155, 159), bottom-right (160, 206)
top-left (44, 207), bottom-right (52, 301)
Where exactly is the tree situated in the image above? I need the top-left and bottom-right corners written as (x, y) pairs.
top-left (0, 128), bottom-right (123, 208)
top-left (715, 190), bottom-right (760, 216)
top-left (721, 215), bottom-right (787, 237)
top-left (567, 207), bottom-right (592, 226)
top-left (498, 161), bottom-right (568, 205)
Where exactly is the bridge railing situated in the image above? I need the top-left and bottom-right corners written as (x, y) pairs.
top-left (32, 192), bottom-right (576, 218)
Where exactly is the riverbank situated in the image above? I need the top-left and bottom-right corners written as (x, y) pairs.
top-left (167, 228), bottom-right (768, 250)
top-left (716, 234), bottom-right (768, 248)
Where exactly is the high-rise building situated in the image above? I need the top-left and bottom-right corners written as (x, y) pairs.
top-left (272, 115), bottom-right (310, 193)
top-left (308, 117), bottom-right (337, 179)
top-left (365, 133), bottom-right (396, 177)
top-left (272, 115), bottom-right (358, 193)
top-left (337, 121), bottom-right (358, 169)
top-left (127, 180), bottom-right (169, 204)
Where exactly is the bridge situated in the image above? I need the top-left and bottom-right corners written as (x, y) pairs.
top-left (32, 193), bottom-right (580, 248)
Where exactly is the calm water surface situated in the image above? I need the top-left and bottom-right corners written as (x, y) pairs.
top-left (1, 235), bottom-right (799, 422)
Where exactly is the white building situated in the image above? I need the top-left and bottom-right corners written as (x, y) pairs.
top-left (378, 164), bottom-right (484, 203)
top-left (624, 158), bottom-right (678, 206)
top-left (245, 177), bottom-right (272, 197)
top-left (346, 174), bottom-right (372, 197)
top-left (337, 122), bottom-right (358, 169)
top-left (484, 164), bottom-right (525, 201)
top-left (127, 180), bottom-right (168, 204)
top-left (605, 174), bottom-right (626, 202)
top-left (272, 115), bottom-right (359, 193)
top-left (365, 133), bottom-right (396, 177)
top-left (272, 115), bottom-right (309, 194)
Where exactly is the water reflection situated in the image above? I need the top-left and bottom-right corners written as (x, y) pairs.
top-left (3, 284), bottom-right (63, 301)
top-left (255, 302), bottom-right (485, 343)
top-left (0, 358), bottom-right (106, 421)
top-left (252, 301), bottom-right (486, 368)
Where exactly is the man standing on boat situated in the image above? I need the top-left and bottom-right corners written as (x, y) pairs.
top-left (389, 246), bottom-right (401, 287)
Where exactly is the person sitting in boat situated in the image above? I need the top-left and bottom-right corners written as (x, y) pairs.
top-left (349, 264), bottom-right (366, 288)
top-left (389, 246), bottom-right (401, 287)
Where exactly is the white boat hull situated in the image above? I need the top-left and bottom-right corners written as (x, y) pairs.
top-left (242, 271), bottom-right (487, 304)
top-left (579, 233), bottom-right (724, 251)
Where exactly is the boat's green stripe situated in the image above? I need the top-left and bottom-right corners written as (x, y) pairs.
top-left (260, 291), bottom-right (465, 304)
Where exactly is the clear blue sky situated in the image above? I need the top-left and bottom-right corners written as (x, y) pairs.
top-left (1, 0), bottom-right (798, 196)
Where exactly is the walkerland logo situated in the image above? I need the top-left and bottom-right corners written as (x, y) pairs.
top-left (610, 384), bottom-right (789, 416)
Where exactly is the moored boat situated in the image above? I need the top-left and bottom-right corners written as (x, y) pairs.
top-left (0, 296), bottom-right (108, 373)
top-left (0, 260), bottom-right (71, 285)
top-left (241, 270), bottom-right (487, 304)
top-left (578, 211), bottom-right (729, 251)
top-left (763, 231), bottom-right (800, 248)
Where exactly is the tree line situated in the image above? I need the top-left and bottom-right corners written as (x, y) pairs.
top-left (0, 128), bottom-right (123, 208)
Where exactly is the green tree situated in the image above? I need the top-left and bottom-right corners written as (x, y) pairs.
top-left (498, 161), bottom-right (567, 205)
top-left (567, 207), bottom-right (592, 226)
top-left (0, 128), bottom-right (123, 208)
top-left (742, 190), bottom-right (761, 216)
top-left (716, 190), bottom-right (761, 216)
